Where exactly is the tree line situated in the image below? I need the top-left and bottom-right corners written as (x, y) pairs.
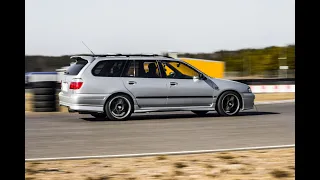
top-left (178, 45), bottom-right (295, 76)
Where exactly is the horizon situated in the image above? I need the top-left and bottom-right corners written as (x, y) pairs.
top-left (25, 44), bottom-right (295, 57)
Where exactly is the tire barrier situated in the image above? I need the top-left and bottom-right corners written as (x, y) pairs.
top-left (28, 72), bottom-right (58, 112)
top-left (32, 81), bottom-right (57, 112)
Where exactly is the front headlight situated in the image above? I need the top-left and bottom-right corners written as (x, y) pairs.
top-left (248, 87), bottom-right (252, 93)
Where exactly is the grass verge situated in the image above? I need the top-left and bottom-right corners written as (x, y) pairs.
top-left (254, 93), bottom-right (294, 102)
top-left (25, 147), bottom-right (294, 180)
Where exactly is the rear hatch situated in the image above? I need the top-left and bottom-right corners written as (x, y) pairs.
top-left (61, 56), bottom-right (93, 95)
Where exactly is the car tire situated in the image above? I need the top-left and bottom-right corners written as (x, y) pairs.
top-left (33, 107), bottom-right (57, 112)
top-left (105, 94), bottom-right (133, 121)
top-left (34, 101), bottom-right (56, 108)
top-left (33, 94), bottom-right (56, 101)
top-left (90, 113), bottom-right (107, 119)
top-left (33, 88), bottom-right (56, 95)
top-left (32, 81), bottom-right (56, 88)
top-left (192, 111), bottom-right (208, 116)
top-left (216, 91), bottom-right (241, 116)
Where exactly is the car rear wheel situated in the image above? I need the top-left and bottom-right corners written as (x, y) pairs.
top-left (192, 111), bottom-right (208, 116)
top-left (216, 91), bottom-right (241, 116)
top-left (105, 94), bottom-right (133, 121)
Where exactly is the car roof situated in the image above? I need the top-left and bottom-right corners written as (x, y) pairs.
top-left (70, 54), bottom-right (180, 62)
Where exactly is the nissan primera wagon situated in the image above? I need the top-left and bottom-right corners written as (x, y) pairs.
top-left (59, 54), bottom-right (255, 120)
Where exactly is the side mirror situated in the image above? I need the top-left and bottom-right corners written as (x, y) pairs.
top-left (199, 73), bottom-right (207, 80)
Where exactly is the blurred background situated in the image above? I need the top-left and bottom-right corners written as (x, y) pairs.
top-left (25, 45), bottom-right (295, 79)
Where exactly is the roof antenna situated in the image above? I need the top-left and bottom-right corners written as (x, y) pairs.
top-left (82, 41), bottom-right (95, 55)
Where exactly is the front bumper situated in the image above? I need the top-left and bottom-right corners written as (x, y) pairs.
top-left (241, 92), bottom-right (255, 110)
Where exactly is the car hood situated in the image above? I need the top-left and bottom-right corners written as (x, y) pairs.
top-left (209, 77), bottom-right (250, 93)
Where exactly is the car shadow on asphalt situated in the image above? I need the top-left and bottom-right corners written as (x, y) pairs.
top-left (81, 111), bottom-right (280, 122)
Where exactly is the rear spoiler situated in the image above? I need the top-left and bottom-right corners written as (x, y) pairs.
top-left (70, 56), bottom-right (95, 63)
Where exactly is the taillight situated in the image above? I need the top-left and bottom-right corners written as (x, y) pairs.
top-left (69, 79), bottom-right (83, 90)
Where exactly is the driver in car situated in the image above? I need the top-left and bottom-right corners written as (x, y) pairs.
top-left (147, 63), bottom-right (159, 78)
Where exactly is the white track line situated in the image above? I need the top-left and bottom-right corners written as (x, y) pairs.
top-left (25, 144), bottom-right (295, 162)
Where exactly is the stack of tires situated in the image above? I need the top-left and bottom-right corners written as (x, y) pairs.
top-left (32, 81), bottom-right (57, 112)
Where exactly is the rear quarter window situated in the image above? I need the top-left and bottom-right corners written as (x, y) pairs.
top-left (92, 60), bottom-right (127, 77)
top-left (65, 60), bottom-right (88, 75)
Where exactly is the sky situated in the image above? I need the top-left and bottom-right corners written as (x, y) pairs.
top-left (25, 0), bottom-right (295, 56)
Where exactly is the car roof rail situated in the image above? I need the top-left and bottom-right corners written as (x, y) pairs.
top-left (73, 53), bottom-right (174, 58)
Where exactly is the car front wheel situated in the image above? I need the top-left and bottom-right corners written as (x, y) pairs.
top-left (216, 91), bottom-right (241, 116)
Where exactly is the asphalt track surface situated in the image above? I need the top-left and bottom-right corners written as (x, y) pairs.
top-left (25, 103), bottom-right (295, 159)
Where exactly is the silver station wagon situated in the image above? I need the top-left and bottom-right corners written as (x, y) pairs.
top-left (59, 54), bottom-right (255, 120)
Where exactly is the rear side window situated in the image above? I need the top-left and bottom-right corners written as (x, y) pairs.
top-left (121, 60), bottom-right (162, 78)
top-left (92, 60), bottom-right (127, 77)
top-left (65, 60), bottom-right (88, 75)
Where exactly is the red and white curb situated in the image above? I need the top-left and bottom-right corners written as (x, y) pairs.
top-left (250, 85), bottom-right (295, 93)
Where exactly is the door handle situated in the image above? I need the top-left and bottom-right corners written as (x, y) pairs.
top-left (170, 82), bottom-right (178, 86)
top-left (128, 81), bottom-right (136, 85)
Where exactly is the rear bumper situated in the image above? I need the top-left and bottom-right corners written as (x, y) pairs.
top-left (241, 92), bottom-right (255, 110)
top-left (58, 92), bottom-right (110, 112)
